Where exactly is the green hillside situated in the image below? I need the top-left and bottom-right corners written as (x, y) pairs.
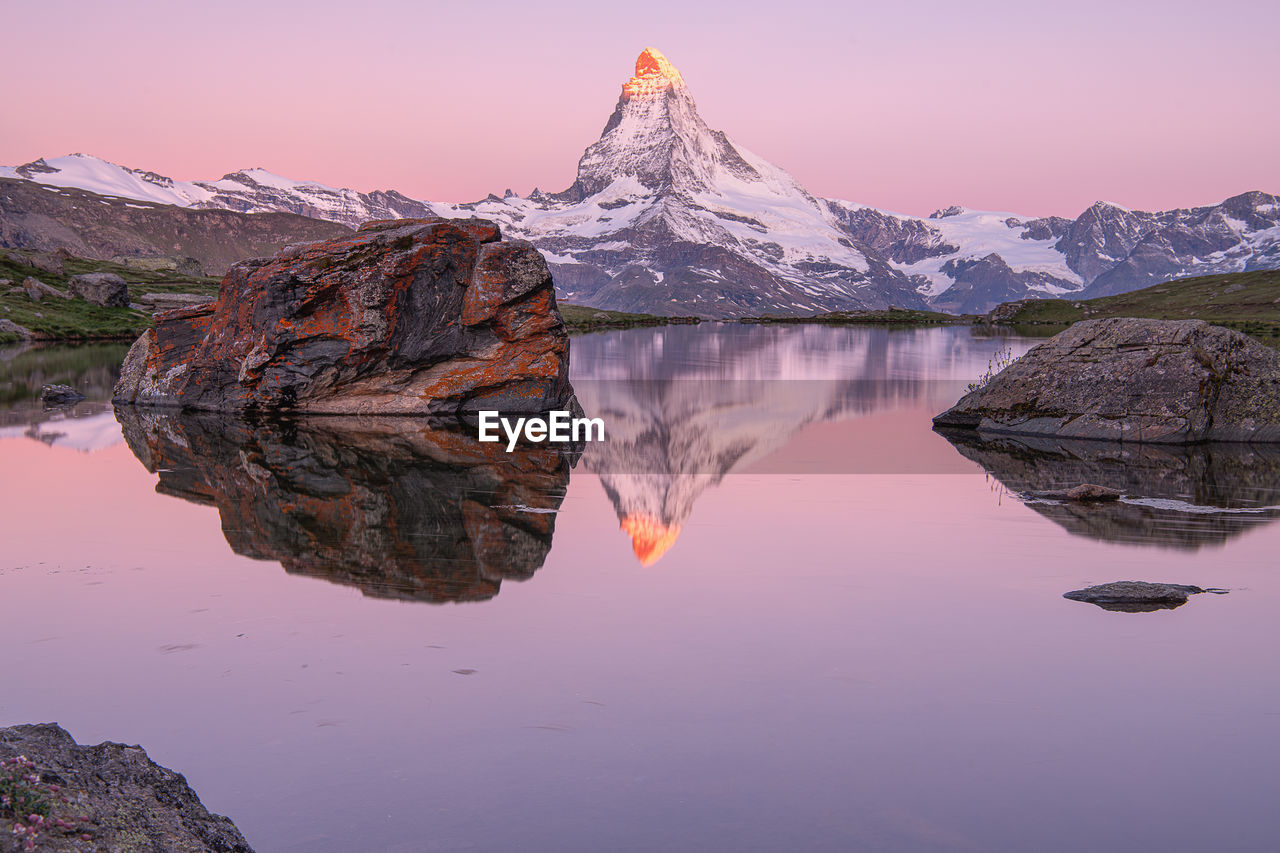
top-left (986, 269), bottom-right (1280, 346)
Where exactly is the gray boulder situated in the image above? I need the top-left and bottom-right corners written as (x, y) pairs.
top-left (0, 318), bottom-right (33, 339)
top-left (22, 277), bottom-right (71, 302)
top-left (68, 272), bottom-right (130, 307)
top-left (0, 723), bottom-right (253, 852)
top-left (1064, 580), bottom-right (1225, 613)
top-left (934, 318), bottom-right (1280, 443)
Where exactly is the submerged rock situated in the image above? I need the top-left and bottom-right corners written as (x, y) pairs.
top-left (1063, 581), bottom-right (1224, 613)
top-left (40, 383), bottom-right (85, 406)
top-left (1035, 483), bottom-right (1121, 502)
top-left (934, 318), bottom-right (1280, 443)
top-left (0, 723), bottom-right (253, 852)
top-left (113, 218), bottom-right (575, 416)
top-left (68, 272), bottom-right (130, 307)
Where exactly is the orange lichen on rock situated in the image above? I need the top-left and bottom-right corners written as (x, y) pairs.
top-left (113, 218), bottom-right (575, 416)
top-left (619, 513), bottom-right (682, 566)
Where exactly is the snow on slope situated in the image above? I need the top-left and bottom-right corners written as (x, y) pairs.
top-left (886, 207), bottom-right (1081, 296)
top-left (6, 154), bottom-right (213, 206)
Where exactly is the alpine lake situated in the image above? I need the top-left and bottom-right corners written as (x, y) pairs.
top-left (2, 323), bottom-right (1278, 852)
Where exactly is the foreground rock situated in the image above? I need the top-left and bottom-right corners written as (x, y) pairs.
top-left (67, 272), bottom-right (130, 307)
top-left (117, 408), bottom-right (572, 603)
top-left (40, 384), bottom-right (84, 406)
top-left (1063, 581), bottom-right (1225, 613)
top-left (934, 318), bottom-right (1280, 443)
top-left (0, 723), bottom-right (253, 852)
top-left (113, 218), bottom-right (574, 415)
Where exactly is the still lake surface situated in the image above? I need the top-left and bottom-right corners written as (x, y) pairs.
top-left (2, 324), bottom-right (1278, 852)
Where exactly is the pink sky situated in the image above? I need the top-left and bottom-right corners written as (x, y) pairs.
top-left (3, 0), bottom-right (1276, 217)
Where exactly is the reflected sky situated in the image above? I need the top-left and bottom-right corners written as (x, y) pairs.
top-left (2, 328), bottom-right (1279, 853)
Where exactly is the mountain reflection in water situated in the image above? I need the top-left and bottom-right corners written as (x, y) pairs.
top-left (572, 323), bottom-right (1003, 563)
top-left (938, 429), bottom-right (1280, 549)
top-left (115, 408), bottom-right (572, 603)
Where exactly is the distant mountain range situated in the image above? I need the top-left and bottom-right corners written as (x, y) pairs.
top-left (4, 47), bottom-right (1278, 315)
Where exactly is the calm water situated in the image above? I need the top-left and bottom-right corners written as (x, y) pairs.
top-left (2, 325), bottom-right (1278, 852)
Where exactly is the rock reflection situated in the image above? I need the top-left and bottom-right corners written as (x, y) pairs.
top-left (937, 429), bottom-right (1280, 549)
top-left (116, 408), bottom-right (573, 603)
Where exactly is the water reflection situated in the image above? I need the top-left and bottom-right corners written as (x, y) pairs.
top-left (937, 428), bottom-right (1280, 549)
top-left (115, 408), bottom-right (573, 603)
top-left (571, 324), bottom-right (1027, 563)
top-left (0, 343), bottom-right (128, 450)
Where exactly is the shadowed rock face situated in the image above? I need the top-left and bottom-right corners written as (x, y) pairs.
top-left (116, 408), bottom-right (573, 604)
top-left (934, 318), bottom-right (1280, 443)
top-left (113, 218), bottom-right (575, 416)
top-left (938, 428), bottom-right (1280, 549)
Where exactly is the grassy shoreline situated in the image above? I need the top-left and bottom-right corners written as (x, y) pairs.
top-left (980, 269), bottom-right (1280, 348)
top-left (1, 251), bottom-right (218, 344)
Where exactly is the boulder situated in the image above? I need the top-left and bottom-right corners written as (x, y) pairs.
top-left (40, 384), bottom-right (85, 406)
top-left (0, 723), bottom-right (253, 852)
top-left (0, 318), bottom-right (33, 339)
top-left (113, 218), bottom-right (575, 416)
top-left (1063, 581), bottom-right (1225, 613)
top-left (21, 277), bottom-right (71, 302)
top-left (934, 318), bottom-right (1280, 443)
top-left (68, 272), bottom-right (130, 307)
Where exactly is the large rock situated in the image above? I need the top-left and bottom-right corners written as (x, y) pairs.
top-left (934, 318), bottom-right (1280, 443)
top-left (113, 218), bottom-right (575, 415)
top-left (0, 723), bottom-right (253, 852)
top-left (68, 272), bottom-right (130, 307)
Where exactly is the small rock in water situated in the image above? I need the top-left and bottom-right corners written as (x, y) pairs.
top-left (1036, 483), bottom-right (1122, 502)
top-left (41, 383), bottom-right (85, 406)
top-left (1064, 580), bottom-right (1226, 613)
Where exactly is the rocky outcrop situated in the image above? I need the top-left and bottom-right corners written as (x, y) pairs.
top-left (68, 272), bottom-right (129, 307)
top-left (116, 408), bottom-right (572, 604)
top-left (934, 318), bottom-right (1280, 443)
top-left (1063, 581), bottom-right (1225, 613)
top-left (21, 277), bottom-right (70, 302)
top-left (113, 218), bottom-right (575, 416)
top-left (0, 723), bottom-right (252, 852)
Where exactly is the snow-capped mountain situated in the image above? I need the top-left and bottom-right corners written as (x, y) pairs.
top-left (433, 48), bottom-right (924, 315)
top-left (4, 47), bottom-right (1278, 314)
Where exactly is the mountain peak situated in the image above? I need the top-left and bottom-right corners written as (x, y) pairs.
top-left (622, 47), bottom-right (685, 100)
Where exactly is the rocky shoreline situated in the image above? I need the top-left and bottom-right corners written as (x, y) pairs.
top-left (935, 317), bottom-right (1280, 443)
top-left (0, 723), bottom-right (252, 852)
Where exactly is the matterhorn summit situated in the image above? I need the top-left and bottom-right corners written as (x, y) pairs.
top-left (436, 47), bottom-right (923, 315)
